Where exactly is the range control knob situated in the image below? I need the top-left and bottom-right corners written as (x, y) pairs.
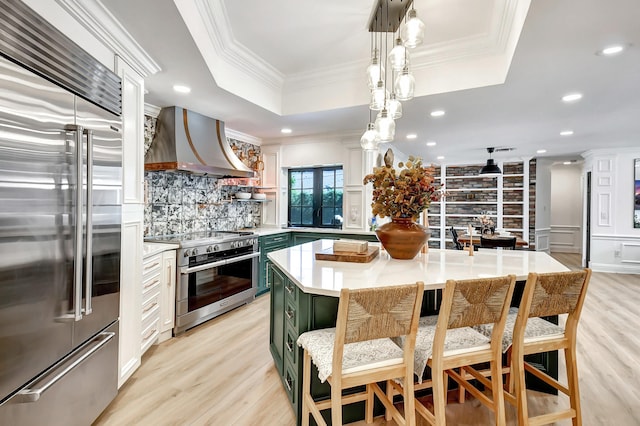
top-left (183, 250), bottom-right (190, 257)
top-left (206, 245), bottom-right (213, 253)
top-left (213, 245), bottom-right (219, 252)
top-left (192, 248), bottom-right (198, 256)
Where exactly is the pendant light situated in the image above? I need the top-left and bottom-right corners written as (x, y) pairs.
top-left (387, 92), bottom-right (402, 119)
top-left (366, 49), bottom-right (385, 89)
top-left (370, 80), bottom-right (387, 111)
top-left (394, 65), bottom-right (415, 101)
top-left (401, 8), bottom-right (425, 48)
top-left (388, 38), bottom-right (409, 71)
top-left (375, 108), bottom-right (395, 142)
top-left (360, 123), bottom-right (380, 150)
top-left (479, 147), bottom-right (502, 175)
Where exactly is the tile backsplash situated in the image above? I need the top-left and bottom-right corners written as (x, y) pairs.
top-left (144, 170), bottom-right (262, 237)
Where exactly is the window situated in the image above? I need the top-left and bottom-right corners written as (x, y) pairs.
top-left (288, 166), bottom-right (343, 228)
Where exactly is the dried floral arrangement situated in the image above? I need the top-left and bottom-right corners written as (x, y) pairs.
top-left (475, 213), bottom-right (495, 228)
top-left (363, 149), bottom-right (443, 220)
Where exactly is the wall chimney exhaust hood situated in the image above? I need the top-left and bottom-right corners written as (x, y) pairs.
top-left (144, 106), bottom-right (255, 178)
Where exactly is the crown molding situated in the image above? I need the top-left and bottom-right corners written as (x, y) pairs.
top-left (144, 103), bottom-right (162, 117)
top-left (54, 0), bottom-right (161, 78)
top-left (226, 128), bottom-right (263, 146)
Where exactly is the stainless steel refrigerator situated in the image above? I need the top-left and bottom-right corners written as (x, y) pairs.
top-left (0, 3), bottom-right (122, 423)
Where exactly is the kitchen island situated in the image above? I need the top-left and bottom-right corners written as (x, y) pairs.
top-left (267, 240), bottom-right (570, 425)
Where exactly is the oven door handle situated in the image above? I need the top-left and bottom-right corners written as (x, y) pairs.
top-left (181, 259), bottom-right (228, 274)
top-left (226, 251), bottom-right (261, 264)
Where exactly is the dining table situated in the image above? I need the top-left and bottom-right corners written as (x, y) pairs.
top-left (458, 232), bottom-right (529, 247)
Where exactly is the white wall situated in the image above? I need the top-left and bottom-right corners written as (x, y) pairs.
top-left (549, 163), bottom-right (583, 253)
top-left (534, 158), bottom-right (553, 252)
top-left (583, 148), bottom-right (640, 273)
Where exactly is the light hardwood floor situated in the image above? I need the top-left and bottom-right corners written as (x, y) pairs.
top-left (94, 253), bottom-right (640, 425)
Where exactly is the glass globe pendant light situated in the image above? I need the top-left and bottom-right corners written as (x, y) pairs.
top-left (375, 108), bottom-right (395, 142)
top-left (394, 65), bottom-right (415, 101)
top-left (387, 92), bottom-right (402, 119)
top-left (366, 49), bottom-right (385, 89)
top-left (388, 38), bottom-right (409, 72)
top-left (401, 8), bottom-right (425, 48)
top-left (360, 123), bottom-right (380, 150)
top-left (369, 80), bottom-right (387, 111)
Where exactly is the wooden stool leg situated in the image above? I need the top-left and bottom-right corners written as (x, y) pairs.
top-left (490, 360), bottom-right (507, 426)
top-left (365, 383), bottom-right (374, 424)
top-left (385, 381), bottom-right (393, 421)
top-left (331, 377), bottom-right (342, 426)
top-left (302, 351), bottom-right (312, 426)
top-left (457, 368), bottom-right (466, 403)
top-left (432, 367), bottom-right (447, 425)
top-left (505, 348), bottom-right (513, 394)
top-left (404, 374), bottom-right (417, 426)
top-left (513, 353), bottom-right (529, 425)
top-left (565, 346), bottom-right (582, 426)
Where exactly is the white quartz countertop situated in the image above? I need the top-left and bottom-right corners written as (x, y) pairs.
top-left (267, 240), bottom-right (570, 297)
top-left (143, 242), bottom-right (180, 258)
top-left (244, 227), bottom-right (376, 237)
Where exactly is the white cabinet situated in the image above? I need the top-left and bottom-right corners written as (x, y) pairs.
top-left (141, 252), bottom-right (162, 354)
top-left (159, 250), bottom-right (176, 342)
top-left (118, 213), bottom-right (143, 388)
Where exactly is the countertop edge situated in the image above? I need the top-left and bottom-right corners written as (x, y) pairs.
top-left (143, 242), bottom-right (180, 258)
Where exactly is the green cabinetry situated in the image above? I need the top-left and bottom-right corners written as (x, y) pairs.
top-left (257, 233), bottom-right (290, 296)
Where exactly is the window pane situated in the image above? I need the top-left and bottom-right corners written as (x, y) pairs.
top-left (302, 190), bottom-right (313, 206)
top-left (335, 170), bottom-right (343, 187)
top-left (290, 207), bottom-right (301, 225)
top-left (323, 170), bottom-right (334, 188)
top-left (290, 171), bottom-right (302, 189)
top-left (322, 209), bottom-right (334, 226)
top-left (290, 189), bottom-right (302, 206)
top-left (335, 190), bottom-right (343, 206)
top-left (302, 171), bottom-right (314, 189)
top-left (322, 189), bottom-right (334, 206)
top-left (302, 207), bottom-right (314, 225)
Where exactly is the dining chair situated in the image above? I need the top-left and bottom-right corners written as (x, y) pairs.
top-left (388, 275), bottom-right (516, 425)
top-left (474, 269), bottom-right (592, 425)
top-left (480, 236), bottom-right (517, 250)
top-left (297, 282), bottom-right (424, 426)
top-left (450, 227), bottom-right (464, 250)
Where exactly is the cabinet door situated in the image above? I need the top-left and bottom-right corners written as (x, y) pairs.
top-left (159, 250), bottom-right (176, 340)
top-left (118, 214), bottom-right (143, 388)
top-left (269, 264), bottom-right (285, 375)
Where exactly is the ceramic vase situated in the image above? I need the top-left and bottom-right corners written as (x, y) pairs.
top-left (375, 217), bottom-right (430, 259)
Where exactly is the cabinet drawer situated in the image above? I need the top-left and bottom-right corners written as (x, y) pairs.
top-left (262, 234), bottom-right (290, 250)
top-left (142, 272), bottom-right (161, 300)
top-left (142, 254), bottom-right (162, 279)
top-left (283, 361), bottom-right (297, 406)
top-left (284, 300), bottom-right (297, 329)
top-left (284, 279), bottom-right (297, 303)
top-left (142, 292), bottom-right (160, 324)
top-left (284, 325), bottom-right (299, 371)
top-left (141, 317), bottom-right (159, 354)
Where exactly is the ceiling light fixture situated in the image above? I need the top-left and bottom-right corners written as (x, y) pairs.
top-left (406, 133), bottom-right (417, 139)
top-left (562, 93), bottom-right (583, 102)
top-left (560, 130), bottom-right (574, 136)
top-left (430, 110), bottom-right (445, 117)
top-left (281, 128), bottom-right (292, 134)
top-left (173, 84), bottom-right (191, 94)
top-left (600, 45), bottom-right (625, 56)
top-left (437, 156), bottom-right (444, 160)
top-left (563, 161), bottom-right (572, 165)
top-left (426, 141), bottom-right (437, 146)
top-left (479, 147), bottom-right (502, 175)
top-left (537, 149), bottom-right (547, 154)
top-left (360, 0), bottom-right (424, 150)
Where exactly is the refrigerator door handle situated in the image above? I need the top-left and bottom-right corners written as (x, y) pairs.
top-left (65, 124), bottom-right (84, 321)
top-left (13, 331), bottom-right (115, 403)
top-left (83, 129), bottom-right (93, 315)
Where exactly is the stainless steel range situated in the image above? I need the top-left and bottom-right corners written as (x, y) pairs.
top-left (146, 231), bottom-right (259, 335)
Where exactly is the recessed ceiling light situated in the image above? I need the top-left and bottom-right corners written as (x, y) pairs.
top-left (173, 85), bottom-right (191, 94)
top-left (281, 128), bottom-right (292, 134)
top-left (562, 93), bottom-right (583, 103)
top-left (436, 156), bottom-right (445, 160)
top-left (563, 161), bottom-right (572, 165)
top-left (426, 141), bottom-right (437, 147)
top-left (600, 45), bottom-right (625, 56)
top-left (560, 130), bottom-right (574, 136)
top-left (537, 149), bottom-right (547, 154)
top-left (430, 110), bottom-right (445, 117)
top-left (406, 133), bottom-right (417, 140)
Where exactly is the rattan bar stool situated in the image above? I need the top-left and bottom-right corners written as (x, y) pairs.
top-left (474, 269), bottom-right (592, 425)
top-left (388, 275), bottom-right (516, 425)
top-left (297, 282), bottom-right (424, 426)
